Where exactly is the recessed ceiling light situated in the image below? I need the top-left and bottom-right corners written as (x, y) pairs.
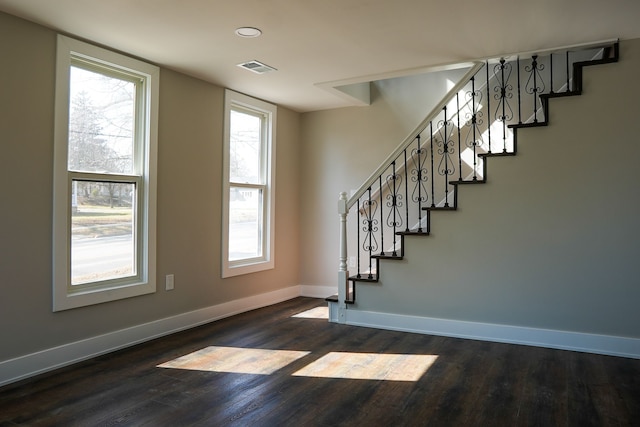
top-left (235, 27), bottom-right (262, 38)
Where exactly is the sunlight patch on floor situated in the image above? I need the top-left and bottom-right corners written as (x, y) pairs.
top-left (291, 306), bottom-right (329, 319)
top-left (157, 346), bottom-right (310, 375)
top-left (292, 352), bottom-right (438, 382)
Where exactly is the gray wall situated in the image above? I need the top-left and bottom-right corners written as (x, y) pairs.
top-left (2, 7), bottom-right (637, 367)
top-left (0, 12), bottom-right (301, 361)
top-left (300, 39), bottom-right (640, 338)
top-left (299, 67), bottom-right (467, 288)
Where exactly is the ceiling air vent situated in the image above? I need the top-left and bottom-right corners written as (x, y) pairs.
top-left (237, 60), bottom-right (277, 74)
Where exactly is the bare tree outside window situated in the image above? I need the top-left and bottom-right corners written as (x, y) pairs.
top-left (228, 110), bottom-right (264, 261)
top-left (53, 35), bottom-right (158, 311)
top-left (68, 66), bottom-right (137, 285)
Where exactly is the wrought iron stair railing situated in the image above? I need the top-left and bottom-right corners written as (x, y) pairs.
top-left (335, 40), bottom-right (619, 306)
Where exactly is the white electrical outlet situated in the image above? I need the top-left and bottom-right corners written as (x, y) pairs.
top-left (166, 274), bottom-right (174, 291)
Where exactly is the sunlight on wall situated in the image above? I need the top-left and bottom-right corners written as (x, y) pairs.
top-left (157, 346), bottom-right (310, 375)
top-left (446, 79), bottom-right (455, 91)
top-left (460, 147), bottom-right (484, 173)
top-left (292, 352), bottom-right (438, 382)
top-left (481, 121), bottom-right (514, 152)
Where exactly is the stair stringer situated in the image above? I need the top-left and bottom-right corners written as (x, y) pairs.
top-left (337, 40), bottom-right (640, 357)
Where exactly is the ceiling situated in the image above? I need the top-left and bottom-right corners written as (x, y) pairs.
top-left (1, 0), bottom-right (639, 112)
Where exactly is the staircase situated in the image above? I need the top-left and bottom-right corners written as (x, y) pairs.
top-left (328, 40), bottom-right (619, 318)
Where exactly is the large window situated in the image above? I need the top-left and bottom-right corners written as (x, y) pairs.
top-left (222, 90), bottom-right (276, 277)
top-left (53, 35), bottom-right (158, 311)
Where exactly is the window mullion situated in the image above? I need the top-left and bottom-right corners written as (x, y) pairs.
top-left (230, 182), bottom-right (266, 190)
top-left (70, 171), bottom-right (140, 183)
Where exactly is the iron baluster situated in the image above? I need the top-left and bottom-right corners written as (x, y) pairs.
top-left (379, 175), bottom-right (384, 256)
top-left (367, 186), bottom-right (372, 278)
top-left (465, 75), bottom-right (483, 180)
top-left (415, 134), bottom-right (422, 211)
top-left (443, 107), bottom-right (449, 207)
top-left (437, 106), bottom-right (455, 207)
top-left (411, 135), bottom-right (428, 231)
top-left (356, 197), bottom-right (361, 278)
top-left (385, 160), bottom-right (402, 256)
top-left (494, 58), bottom-right (513, 153)
top-left (429, 122), bottom-right (435, 207)
top-left (457, 93), bottom-right (462, 181)
top-left (362, 186), bottom-right (379, 279)
top-left (404, 149), bottom-right (409, 231)
top-left (550, 53), bottom-right (554, 94)
top-left (486, 62), bottom-right (492, 153)
top-left (532, 55), bottom-right (538, 122)
top-left (525, 55), bottom-right (546, 123)
top-left (517, 57), bottom-right (522, 124)
top-left (471, 76), bottom-right (478, 179)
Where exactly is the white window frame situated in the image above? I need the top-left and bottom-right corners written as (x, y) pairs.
top-left (222, 90), bottom-right (276, 278)
top-left (52, 35), bottom-right (158, 311)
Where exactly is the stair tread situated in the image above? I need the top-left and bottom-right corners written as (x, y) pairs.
top-left (325, 294), bottom-right (338, 302)
top-left (450, 179), bottom-right (486, 185)
top-left (479, 151), bottom-right (516, 157)
top-left (371, 254), bottom-right (403, 260)
top-left (542, 90), bottom-right (581, 99)
top-left (397, 230), bottom-right (430, 236)
top-left (575, 57), bottom-right (619, 68)
top-left (508, 122), bottom-right (548, 129)
top-left (349, 275), bottom-right (378, 283)
top-left (422, 206), bottom-right (457, 211)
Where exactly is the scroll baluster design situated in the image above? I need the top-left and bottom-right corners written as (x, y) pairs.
top-left (362, 187), bottom-right (378, 279)
top-left (525, 55), bottom-right (546, 123)
top-left (429, 122), bottom-right (436, 207)
top-left (549, 53), bottom-right (554, 94)
top-left (517, 57), bottom-right (522, 124)
top-left (485, 62), bottom-right (492, 153)
top-left (410, 135), bottom-right (429, 227)
top-left (465, 76), bottom-right (484, 180)
top-left (403, 149), bottom-right (410, 231)
top-left (378, 175), bottom-right (384, 256)
top-left (436, 107), bottom-right (455, 207)
top-left (494, 58), bottom-right (514, 153)
top-left (456, 93), bottom-right (462, 181)
top-left (385, 160), bottom-right (403, 256)
top-left (356, 198), bottom-right (361, 278)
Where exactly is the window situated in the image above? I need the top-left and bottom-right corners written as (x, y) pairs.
top-left (222, 90), bottom-right (276, 277)
top-left (52, 35), bottom-right (158, 311)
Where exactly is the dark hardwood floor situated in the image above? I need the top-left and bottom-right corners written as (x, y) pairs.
top-left (1, 297), bottom-right (639, 426)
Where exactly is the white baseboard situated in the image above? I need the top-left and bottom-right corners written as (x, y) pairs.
top-left (10, 287), bottom-right (633, 389)
top-left (0, 286), bottom-right (301, 387)
top-left (344, 309), bottom-right (640, 359)
top-left (299, 284), bottom-right (336, 299)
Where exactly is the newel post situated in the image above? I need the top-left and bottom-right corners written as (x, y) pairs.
top-left (337, 191), bottom-right (349, 323)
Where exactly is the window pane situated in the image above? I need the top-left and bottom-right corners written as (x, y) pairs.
top-left (71, 180), bottom-right (136, 285)
top-left (68, 66), bottom-right (136, 174)
top-left (228, 187), bottom-right (263, 261)
top-left (229, 110), bottom-right (262, 184)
